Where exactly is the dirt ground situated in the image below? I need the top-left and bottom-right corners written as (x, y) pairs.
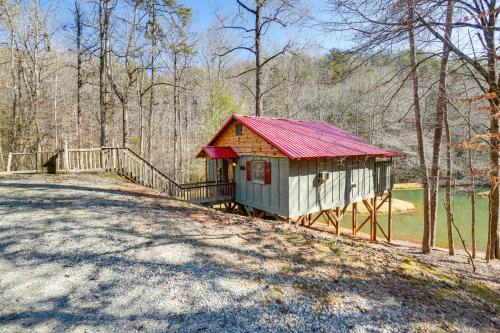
top-left (0, 173), bottom-right (498, 332)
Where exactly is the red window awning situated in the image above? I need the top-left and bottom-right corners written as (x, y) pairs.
top-left (199, 146), bottom-right (239, 159)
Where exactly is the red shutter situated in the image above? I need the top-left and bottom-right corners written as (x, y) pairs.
top-left (264, 161), bottom-right (271, 184)
top-left (246, 161), bottom-right (252, 181)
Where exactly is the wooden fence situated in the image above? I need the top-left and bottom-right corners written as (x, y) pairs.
top-left (2, 144), bottom-right (234, 205)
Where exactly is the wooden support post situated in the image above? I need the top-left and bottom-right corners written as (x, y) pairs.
top-left (352, 202), bottom-right (357, 235)
top-left (112, 148), bottom-right (117, 172)
top-left (335, 207), bottom-right (340, 236)
top-left (62, 140), bottom-right (69, 171)
top-left (6, 152), bottom-right (12, 173)
top-left (388, 191), bottom-right (392, 243)
top-left (36, 144), bottom-right (42, 173)
top-left (100, 146), bottom-right (104, 170)
top-left (369, 197), bottom-right (374, 242)
top-left (372, 195), bottom-right (377, 242)
top-left (205, 158), bottom-right (208, 182)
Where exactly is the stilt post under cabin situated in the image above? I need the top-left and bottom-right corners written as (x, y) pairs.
top-left (388, 191), bottom-right (392, 243)
top-left (335, 207), bottom-right (340, 236)
top-left (371, 195), bottom-right (377, 242)
top-left (352, 202), bottom-right (357, 235)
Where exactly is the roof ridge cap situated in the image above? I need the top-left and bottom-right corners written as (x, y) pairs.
top-left (236, 114), bottom-right (333, 125)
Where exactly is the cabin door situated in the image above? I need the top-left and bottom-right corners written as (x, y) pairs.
top-left (216, 159), bottom-right (235, 183)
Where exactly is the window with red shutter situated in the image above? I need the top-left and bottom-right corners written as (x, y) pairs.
top-left (246, 161), bottom-right (252, 181)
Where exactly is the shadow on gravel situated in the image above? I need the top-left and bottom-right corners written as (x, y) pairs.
top-left (0, 181), bottom-right (169, 201)
top-left (0, 179), bottom-right (498, 332)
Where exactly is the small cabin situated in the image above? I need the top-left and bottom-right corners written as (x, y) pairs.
top-left (197, 114), bottom-right (404, 239)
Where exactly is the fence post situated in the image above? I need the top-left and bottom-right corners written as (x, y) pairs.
top-left (63, 140), bottom-right (69, 171)
top-left (111, 148), bottom-right (115, 172)
top-left (6, 152), bottom-right (12, 172)
top-left (36, 143), bottom-right (42, 173)
top-left (100, 146), bottom-right (104, 170)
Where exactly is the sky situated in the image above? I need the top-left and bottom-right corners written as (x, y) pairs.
top-left (48, 0), bottom-right (350, 55)
top-left (182, 0), bottom-right (349, 52)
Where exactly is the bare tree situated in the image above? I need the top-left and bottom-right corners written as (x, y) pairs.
top-left (407, 0), bottom-right (432, 253)
top-left (219, 0), bottom-right (303, 116)
top-left (108, 0), bottom-right (143, 147)
top-left (418, 0), bottom-right (499, 259)
top-left (98, 0), bottom-right (115, 147)
top-left (428, 0), bottom-right (455, 249)
top-left (74, 1), bottom-right (83, 147)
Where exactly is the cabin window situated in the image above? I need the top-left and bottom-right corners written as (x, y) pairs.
top-left (235, 122), bottom-right (242, 136)
top-left (252, 161), bottom-right (265, 183)
top-left (251, 160), bottom-right (271, 184)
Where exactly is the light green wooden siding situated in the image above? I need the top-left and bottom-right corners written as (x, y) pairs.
top-left (235, 156), bottom-right (289, 216)
top-left (207, 159), bottom-right (229, 182)
top-left (207, 159), bottom-right (217, 182)
top-left (288, 157), bottom-right (378, 218)
top-left (374, 160), bottom-right (392, 193)
top-left (209, 156), bottom-right (391, 218)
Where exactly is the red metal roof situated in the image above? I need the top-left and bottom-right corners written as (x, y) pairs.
top-left (201, 115), bottom-right (405, 159)
top-left (199, 146), bottom-right (239, 159)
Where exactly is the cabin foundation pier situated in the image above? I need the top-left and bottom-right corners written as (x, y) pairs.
top-left (292, 206), bottom-right (348, 236)
top-left (288, 191), bottom-right (393, 244)
top-left (351, 191), bottom-right (392, 243)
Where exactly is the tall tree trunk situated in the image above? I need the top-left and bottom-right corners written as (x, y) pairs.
top-left (444, 100), bottom-right (454, 255)
top-left (122, 98), bottom-right (129, 147)
top-left (429, 0), bottom-right (455, 248)
top-left (147, 1), bottom-right (157, 160)
top-left (183, 94), bottom-right (189, 183)
top-left (254, 2), bottom-right (262, 116)
top-left (138, 69), bottom-right (145, 156)
top-left (487, 93), bottom-right (500, 260)
top-left (75, 1), bottom-right (83, 148)
top-left (408, 0), bottom-right (431, 253)
top-left (485, 6), bottom-right (500, 260)
top-left (9, 28), bottom-right (18, 153)
top-left (173, 56), bottom-right (178, 179)
top-left (466, 100), bottom-right (477, 258)
top-left (99, 0), bottom-right (110, 147)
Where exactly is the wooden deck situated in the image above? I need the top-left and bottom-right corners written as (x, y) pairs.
top-left (3, 146), bottom-right (235, 206)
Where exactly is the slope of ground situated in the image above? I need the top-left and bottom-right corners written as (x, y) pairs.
top-left (0, 174), bottom-right (498, 333)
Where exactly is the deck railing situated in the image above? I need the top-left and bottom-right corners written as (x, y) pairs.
top-left (2, 145), bottom-right (233, 205)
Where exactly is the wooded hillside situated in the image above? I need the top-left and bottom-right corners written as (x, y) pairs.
top-left (0, 0), bottom-right (497, 259)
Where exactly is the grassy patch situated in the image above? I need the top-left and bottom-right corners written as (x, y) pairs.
top-left (318, 240), bottom-right (342, 255)
top-left (465, 281), bottom-right (500, 308)
top-left (97, 172), bottom-right (126, 182)
top-left (285, 235), bottom-right (309, 246)
top-left (400, 257), bottom-right (500, 310)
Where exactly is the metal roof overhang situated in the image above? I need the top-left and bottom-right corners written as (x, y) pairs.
top-left (196, 146), bottom-right (239, 159)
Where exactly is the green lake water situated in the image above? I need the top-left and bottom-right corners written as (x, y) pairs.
top-left (356, 189), bottom-right (489, 250)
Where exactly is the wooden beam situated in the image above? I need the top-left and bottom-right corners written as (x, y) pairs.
top-left (376, 193), bottom-right (390, 211)
top-left (309, 211), bottom-right (324, 227)
top-left (6, 152), bottom-right (12, 173)
top-left (362, 199), bottom-right (373, 214)
top-left (388, 191), bottom-right (392, 243)
top-left (335, 207), bottom-right (341, 236)
top-left (352, 203), bottom-right (357, 235)
top-left (376, 221), bottom-right (389, 242)
top-left (356, 215), bottom-right (371, 233)
top-left (326, 209), bottom-right (340, 234)
top-left (372, 196), bottom-right (377, 242)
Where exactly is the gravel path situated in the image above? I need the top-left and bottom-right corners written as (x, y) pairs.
top-left (0, 174), bottom-right (498, 332)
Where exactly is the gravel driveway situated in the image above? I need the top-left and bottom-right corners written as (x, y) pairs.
top-left (0, 174), bottom-right (498, 332)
